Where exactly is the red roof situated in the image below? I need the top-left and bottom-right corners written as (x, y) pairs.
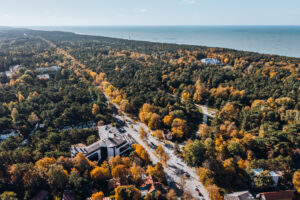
top-left (140, 175), bottom-right (161, 193)
top-left (262, 190), bottom-right (295, 200)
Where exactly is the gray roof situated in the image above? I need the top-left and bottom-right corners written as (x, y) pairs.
top-left (71, 125), bottom-right (128, 156)
top-left (224, 191), bottom-right (255, 200)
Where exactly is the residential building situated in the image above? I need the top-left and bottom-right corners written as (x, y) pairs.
top-left (201, 58), bottom-right (221, 65)
top-left (258, 190), bottom-right (295, 200)
top-left (0, 129), bottom-right (19, 140)
top-left (224, 191), bottom-right (255, 200)
top-left (71, 125), bottom-right (131, 161)
top-left (139, 175), bottom-right (162, 197)
top-left (36, 66), bottom-right (61, 73)
top-left (37, 74), bottom-right (50, 79)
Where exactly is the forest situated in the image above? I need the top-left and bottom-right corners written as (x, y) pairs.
top-left (0, 28), bottom-right (299, 199)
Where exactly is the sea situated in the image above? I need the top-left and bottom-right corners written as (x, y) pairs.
top-left (29, 26), bottom-right (300, 58)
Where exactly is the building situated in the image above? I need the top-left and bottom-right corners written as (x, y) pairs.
top-left (37, 74), bottom-right (50, 79)
top-left (0, 129), bottom-right (19, 140)
top-left (139, 175), bottom-right (162, 197)
top-left (71, 125), bottom-right (131, 161)
top-left (201, 58), bottom-right (221, 65)
top-left (253, 169), bottom-right (280, 187)
top-left (224, 191), bottom-right (255, 200)
top-left (258, 190), bottom-right (295, 200)
top-left (36, 66), bottom-right (61, 74)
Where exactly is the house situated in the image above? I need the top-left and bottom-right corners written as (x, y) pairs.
top-left (139, 175), bottom-right (162, 197)
top-left (9, 65), bottom-right (21, 72)
top-left (224, 191), bottom-right (255, 200)
top-left (37, 74), bottom-right (50, 79)
top-left (71, 125), bottom-right (131, 161)
top-left (201, 58), bottom-right (221, 65)
top-left (0, 129), bottom-right (19, 140)
top-left (258, 190), bottom-right (295, 200)
top-left (36, 66), bottom-right (61, 74)
top-left (253, 169), bottom-right (280, 187)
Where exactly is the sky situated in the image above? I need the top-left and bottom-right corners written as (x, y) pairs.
top-left (0, 0), bottom-right (300, 26)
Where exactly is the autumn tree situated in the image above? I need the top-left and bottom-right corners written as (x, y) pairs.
top-left (156, 144), bottom-right (169, 163)
top-left (130, 163), bottom-right (145, 184)
top-left (163, 115), bottom-right (173, 127)
top-left (46, 164), bottom-right (68, 194)
top-left (91, 191), bottom-right (104, 200)
top-left (28, 112), bottom-right (40, 125)
top-left (90, 167), bottom-right (105, 183)
top-left (171, 118), bottom-right (189, 139)
top-left (147, 162), bottom-right (166, 183)
top-left (92, 104), bottom-right (100, 116)
top-left (73, 153), bottom-right (91, 173)
top-left (198, 167), bottom-right (215, 187)
top-left (0, 191), bottom-right (18, 200)
top-left (152, 130), bottom-right (164, 141)
top-left (112, 164), bottom-right (128, 183)
top-left (166, 189), bottom-right (177, 200)
top-left (115, 185), bottom-right (141, 200)
top-left (193, 80), bottom-right (209, 103)
top-left (139, 127), bottom-right (148, 140)
top-left (132, 144), bottom-right (150, 163)
top-left (219, 102), bottom-right (239, 121)
top-left (207, 184), bottom-right (223, 200)
top-left (148, 113), bottom-right (161, 130)
top-left (144, 193), bottom-right (153, 200)
top-left (293, 171), bottom-right (300, 193)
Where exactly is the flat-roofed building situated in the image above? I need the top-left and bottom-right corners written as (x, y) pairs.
top-left (71, 125), bottom-right (131, 161)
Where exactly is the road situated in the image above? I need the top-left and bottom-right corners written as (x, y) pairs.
top-left (104, 94), bottom-right (209, 200)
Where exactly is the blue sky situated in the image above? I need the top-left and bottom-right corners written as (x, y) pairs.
top-left (0, 0), bottom-right (299, 26)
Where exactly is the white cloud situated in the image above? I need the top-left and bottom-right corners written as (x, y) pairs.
top-left (183, 0), bottom-right (196, 4)
top-left (3, 14), bottom-right (9, 17)
top-left (139, 8), bottom-right (148, 13)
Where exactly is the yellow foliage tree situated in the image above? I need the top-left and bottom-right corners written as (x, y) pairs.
top-left (112, 164), bottom-right (127, 183)
top-left (171, 118), bottom-right (189, 139)
top-left (115, 185), bottom-right (141, 200)
top-left (92, 104), bottom-right (100, 116)
top-left (163, 115), bottom-right (173, 127)
top-left (293, 171), bottom-right (300, 193)
top-left (207, 184), bottom-right (223, 200)
top-left (152, 130), bottom-right (164, 141)
top-left (132, 144), bottom-right (150, 163)
top-left (90, 167), bottom-right (105, 183)
top-left (91, 191), bottom-right (104, 200)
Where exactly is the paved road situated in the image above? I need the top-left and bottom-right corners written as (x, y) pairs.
top-left (104, 94), bottom-right (209, 200)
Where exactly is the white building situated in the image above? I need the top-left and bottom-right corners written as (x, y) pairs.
top-left (0, 130), bottom-right (19, 140)
top-left (37, 74), bottom-right (50, 79)
top-left (71, 125), bottom-right (131, 161)
top-left (201, 58), bottom-right (221, 65)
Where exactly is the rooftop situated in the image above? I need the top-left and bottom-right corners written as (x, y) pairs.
top-left (224, 191), bottom-right (255, 200)
top-left (261, 190), bottom-right (295, 200)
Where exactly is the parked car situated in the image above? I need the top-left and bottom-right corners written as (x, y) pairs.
top-left (184, 172), bottom-right (190, 178)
